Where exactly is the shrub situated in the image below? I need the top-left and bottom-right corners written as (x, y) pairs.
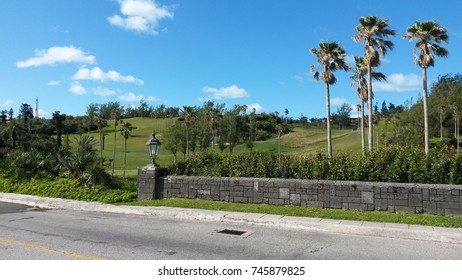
top-left (168, 148), bottom-right (462, 185)
top-left (0, 176), bottom-right (136, 203)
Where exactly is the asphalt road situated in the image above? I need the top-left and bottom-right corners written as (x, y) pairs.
top-left (1, 201), bottom-right (462, 260)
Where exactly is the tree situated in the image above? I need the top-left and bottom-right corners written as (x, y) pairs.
top-left (164, 122), bottom-right (186, 161)
top-left (284, 108), bottom-right (289, 125)
top-left (110, 106), bottom-right (123, 176)
top-left (120, 120), bottom-right (136, 177)
top-left (403, 21), bottom-right (449, 155)
top-left (180, 106), bottom-right (194, 158)
top-left (310, 41), bottom-right (349, 158)
top-left (18, 104), bottom-right (34, 130)
top-left (52, 111), bottom-right (66, 147)
top-left (333, 103), bottom-right (353, 129)
top-left (353, 16), bottom-right (395, 151)
top-left (8, 108), bottom-right (13, 121)
top-left (350, 56), bottom-right (386, 155)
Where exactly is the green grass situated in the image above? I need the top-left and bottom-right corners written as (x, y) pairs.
top-left (120, 198), bottom-right (462, 228)
top-left (73, 118), bottom-right (362, 176)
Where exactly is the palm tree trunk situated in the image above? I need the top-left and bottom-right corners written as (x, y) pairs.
top-left (123, 138), bottom-right (127, 177)
top-left (361, 100), bottom-right (365, 156)
top-left (99, 128), bottom-right (103, 168)
top-left (325, 83), bottom-right (332, 158)
top-left (422, 67), bottom-right (430, 155)
top-left (112, 122), bottom-right (117, 176)
top-left (367, 64), bottom-right (373, 151)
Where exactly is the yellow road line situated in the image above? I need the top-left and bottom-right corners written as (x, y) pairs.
top-left (0, 237), bottom-right (104, 260)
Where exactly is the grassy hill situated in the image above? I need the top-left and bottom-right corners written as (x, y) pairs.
top-left (81, 118), bottom-right (361, 176)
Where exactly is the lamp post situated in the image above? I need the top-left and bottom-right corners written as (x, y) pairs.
top-left (146, 131), bottom-right (161, 167)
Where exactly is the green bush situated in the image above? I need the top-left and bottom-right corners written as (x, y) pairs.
top-left (168, 148), bottom-right (462, 184)
top-left (0, 176), bottom-right (136, 203)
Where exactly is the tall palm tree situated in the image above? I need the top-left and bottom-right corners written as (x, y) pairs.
top-left (120, 120), bottom-right (136, 177)
top-left (181, 106), bottom-right (194, 158)
top-left (353, 16), bottom-right (395, 151)
top-left (403, 21), bottom-right (449, 155)
top-left (350, 56), bottom-right (386, 155)
top-left (111, 110), bottom-right (121, 176)
top-left (310, 41), bottom-right (349, 158)
top-left (95, 116), bottom-right (104, 168)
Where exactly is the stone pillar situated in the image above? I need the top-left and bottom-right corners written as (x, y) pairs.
top-left (137, 165), bottom-right (168, 201)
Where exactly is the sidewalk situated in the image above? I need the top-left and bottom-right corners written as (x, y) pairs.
top-left (1, 192), bottom-right (462, 245)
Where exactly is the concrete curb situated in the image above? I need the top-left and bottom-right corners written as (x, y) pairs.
top-left (1, 192), bottom-right (462, 245)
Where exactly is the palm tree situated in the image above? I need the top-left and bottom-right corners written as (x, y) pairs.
top-left (120, 120), bottom-right (136, 177)
top-left (95, 116), bottom-right (104, 168)
top-left (350, 56), bottom-right (386, 155)
top-left (403, 21), bottom-right (449, 155)
top-left (284, 108), bottom-right (289, 125)
top-left (0, 119), bottom-right (19, 149)
top-left (111, 110), bottom-right (121, 176)
top-left (353, 16), bottom-right (396, 151)
top-left (181, 106), bottom-right (194, 158)
top-left (310, 41), bottom-right (349, 158)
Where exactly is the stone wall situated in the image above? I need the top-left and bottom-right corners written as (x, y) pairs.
top-left (137, 169), bottom-right (462, 216)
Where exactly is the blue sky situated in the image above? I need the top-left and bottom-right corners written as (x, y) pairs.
top-left (1, 0), bottom-right (461, 119)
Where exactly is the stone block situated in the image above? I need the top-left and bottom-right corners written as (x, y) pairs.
top-left (264, 192), bottom-right (279, 199)
top-left (253, 193), bottom-right (264, 204)
top-left (409, 194), bottom-right (423, 207)
top-left (423, 201), bottom-right (437, 214)
top-left (346, 203), bottom-right (368, 211)
top-left (336, 190), bottom-right (349, 197)
top-left (375, 198), bottom-right (388, 211)
top-left (388, 199), bottom-right (408, 206)
top-left (305, 201), bottom-right (324, 208)
top-left (279, 188), bottom-right (290, 199)
top-left (268, 198), bottom-right (285, 206)
top-left (343, 197), bottom-right (361, 204)
top-left (437, 202), bottom-right (460, 209)
top-left (289, 194), bottom-right (301, 206)
top-left (219, 191), bottom-right (230, 201)
top-left (394, 206), bottom-right (416, 214)
top-left (444, 208), bottom-right (462, 216)
top-left (361, 191), bottom-right (374, 204)
top-left (329, 196), bottom-right (342, 209)
top-left (233, 196), bottom-right (249, 203)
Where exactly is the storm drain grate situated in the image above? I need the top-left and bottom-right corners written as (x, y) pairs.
top-left (213, 229), bottom-right (255, 238)
top-left (218, 229), bottom-right (247, 236)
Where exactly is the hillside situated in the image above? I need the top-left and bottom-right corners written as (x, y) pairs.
top-left (88, 118), bottom-right (361, 176)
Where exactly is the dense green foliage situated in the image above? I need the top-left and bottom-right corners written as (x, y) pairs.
top-left (169, 148), bottom-right (462, 184)
top-left (0, 175), bottom-right (136, 203)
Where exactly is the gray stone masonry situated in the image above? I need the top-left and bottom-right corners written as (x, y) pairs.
top-left (137, 172), bottom-right (462, 216)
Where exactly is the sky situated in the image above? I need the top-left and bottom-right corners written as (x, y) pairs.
top-left (1, 0), bottom-right (461, 119)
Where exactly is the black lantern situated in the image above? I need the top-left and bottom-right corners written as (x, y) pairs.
top-left (146, 131), bottom-right (161, 166)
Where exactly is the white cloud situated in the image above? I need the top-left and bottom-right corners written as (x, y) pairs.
top-left (93, 86), bottom-right (117, 97)
top-left (47, 80), bottom-right (61, 86)
top-left (16, 46), bottom-right (95, 68)
top-left (331, 97), bottom-right (351, 107)
top-left (69, 81), bottom-right (87, 95)
top-left (73, 67), bottom-right (144, 84)
top-left (0, 99), bottom-right (14, 107)
top-left (38, 109), bottom-right (49, 119)
top-left (119, 92), bottom-right (159, 102)
top-left (247, 103), bottom-right (264, 113)
top-left (119, 92), bottom-right (144, 102)
top-left (147, 96), bottom-right (160, 102)
top-left (202, 85), bottom-right (250, 100)
top-left (108, 0), bottom-right (174, 35)
top-left (374, 73), bottom-right (421, 92)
